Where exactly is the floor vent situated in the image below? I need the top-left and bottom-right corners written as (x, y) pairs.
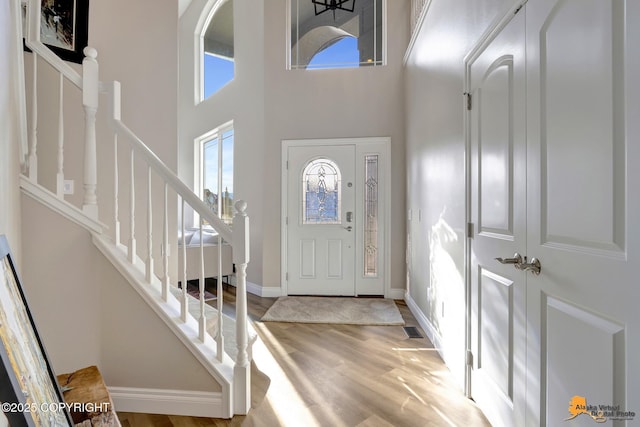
top-left (403, 326), bottom-right (423, 338)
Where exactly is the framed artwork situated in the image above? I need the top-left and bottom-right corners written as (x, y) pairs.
top-left (0, 235), bottom-right (73, 426)
top-left (39, 0), bottom-right (89, 63)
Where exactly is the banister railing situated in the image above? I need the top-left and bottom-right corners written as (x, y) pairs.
top-left (21, 0), bottom-right (251, 415)
top-left (108, 111), bottom-right (233, 243)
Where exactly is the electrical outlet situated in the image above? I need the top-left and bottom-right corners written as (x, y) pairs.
top-left (63, 180), bottom-right (74, 195)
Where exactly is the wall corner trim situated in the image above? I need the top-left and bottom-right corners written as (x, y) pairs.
top-left (403, 0), bottom-right (434, 66)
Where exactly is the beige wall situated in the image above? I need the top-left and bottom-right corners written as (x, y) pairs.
top-left (179, 0), bottom-right (409, 292)
top-left (0, 0), bottom-right (23, 262)
top-left (404, 0), bottom-right (514, 386)
top-left (98, 249), bottom-right (221, 392)
top-left (20, 195), bottom-right (221, 391)
top-left (20, 196), bottom-right (102, 373)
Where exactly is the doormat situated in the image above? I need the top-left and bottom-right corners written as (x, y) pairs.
top-left (403, 326), bottom-right (424, 338)
top-left (261, 296), bottom-right (405, 325)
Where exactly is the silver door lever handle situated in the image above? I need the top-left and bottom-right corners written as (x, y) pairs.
top-left (519, 257), bottom-right (541, 275)
top-left (343, 226), bottom-right (353, 232)
top-left (495, 253), bottom-right (522, 265)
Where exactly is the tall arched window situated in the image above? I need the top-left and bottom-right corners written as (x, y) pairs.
top-left (202, 0), bottom-right (234, 100)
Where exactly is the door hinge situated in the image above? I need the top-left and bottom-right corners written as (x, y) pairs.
top-left (466, 350), bottom-right (474, 366)
top-left (285, 216), bottom-right (288, 225)
top-left (286, 272), bottom-right (289, 281)
top-left (286, 160), bottom-right (289, 170)
top-left (467, 222), bottom-right (474, 238)
top-left (465, 92), bottom-right (472, 110)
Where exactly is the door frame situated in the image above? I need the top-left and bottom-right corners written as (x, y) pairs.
top-left (281, 137), bottom-right (392, 297)
top-left (463, 0), bottom-right (529, 399)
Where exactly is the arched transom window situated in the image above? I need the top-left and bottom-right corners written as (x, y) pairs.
top-left (302, 158), bottom-right (342, 224)
top-left (201, 0), bottom-right (234, 100)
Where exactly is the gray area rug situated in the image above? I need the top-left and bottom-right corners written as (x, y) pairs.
top-left (261, 296), bottom-right (405, 325)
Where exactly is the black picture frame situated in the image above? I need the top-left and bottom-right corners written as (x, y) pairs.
top-left (39, 0), bottom-right (90, 64)
top-left (0, 235), bottom-right (73, 426)
top-left (21, 1), bottom-right (32, 52)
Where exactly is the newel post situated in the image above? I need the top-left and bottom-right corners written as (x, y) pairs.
top-left (82, 47), bottom-right (99, 219)
top-left (232, 200), bottom-right (251, 414)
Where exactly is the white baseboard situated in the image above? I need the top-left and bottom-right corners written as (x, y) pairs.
top-left (404, 291), bottom-right (444, 355)
top-left (109, 387), bottom-right (224, 418)
top-left (246, 281), bottom-right (282, 298)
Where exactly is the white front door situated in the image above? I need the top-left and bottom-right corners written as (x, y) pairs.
top-left (468, 1), bottom-right (639, 425)
top-left (284, 139), bottom-right (388, 296)
top-left (286, 144), bottom-right (356, 295)
top-left (468, 8), bottom-right (527, 426)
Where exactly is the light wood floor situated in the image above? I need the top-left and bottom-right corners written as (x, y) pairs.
top-left (118, 288), bottom-right (490, 427)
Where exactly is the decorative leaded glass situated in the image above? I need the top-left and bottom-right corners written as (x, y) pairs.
top-left (302, 159), bottom-right (341, 224)
top-left (364, 155), bottom-right (379, 276)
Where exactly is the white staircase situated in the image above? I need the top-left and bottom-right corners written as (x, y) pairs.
top-left (18, 0), bottom-right (252, 418)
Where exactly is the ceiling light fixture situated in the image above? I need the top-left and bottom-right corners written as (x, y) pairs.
top-left (312, 0), bottom-right (356, 20)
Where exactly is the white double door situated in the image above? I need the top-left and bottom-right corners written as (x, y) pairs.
top-left (284, 139), bottom-right (387, 296)
top-left (468, 1), bottom-right (638, 425)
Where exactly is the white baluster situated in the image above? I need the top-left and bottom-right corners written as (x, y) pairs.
top-left (112, 83), bottom-right (121, 246)
top-left (28, 53), bottom-right (38, 182)
top-left (128, 148), bottom-right (136, 264)
top-left (233, 200), bottom-right (250, 414)
top-left (199, 218), bottom-right (206, 342)
top-left (56, 73), bottom-right (64, 198)
top-left (162, 183), bottom-right (170, 301)
top-left (113, 132), bottom-right (120, 246)
top-left (216, 233), bottom-right (224, 362)
top-left (181, 199), bottom-right (188, 322)
top-left (82, 47), bottom-right (99, 219)
top-left (146, 166), bottom-right (154, 282)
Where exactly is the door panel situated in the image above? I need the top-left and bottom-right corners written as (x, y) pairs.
top-left (478, 268), bottom-right (514, 399)
top-left (479, 59), bottom-right (515, 235)
top-left (300, 239), bottom-right (316, 278)
top-left (469, 9), bottom-right (526, 427)
top-left (544, 297), bottom-right (625, 426)
top-left (538, 0), bottom-right (625, 253)
top-left (327, 239), bottom-right (343, 278)
top-left (526, 0), bottom-right (633, 425)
